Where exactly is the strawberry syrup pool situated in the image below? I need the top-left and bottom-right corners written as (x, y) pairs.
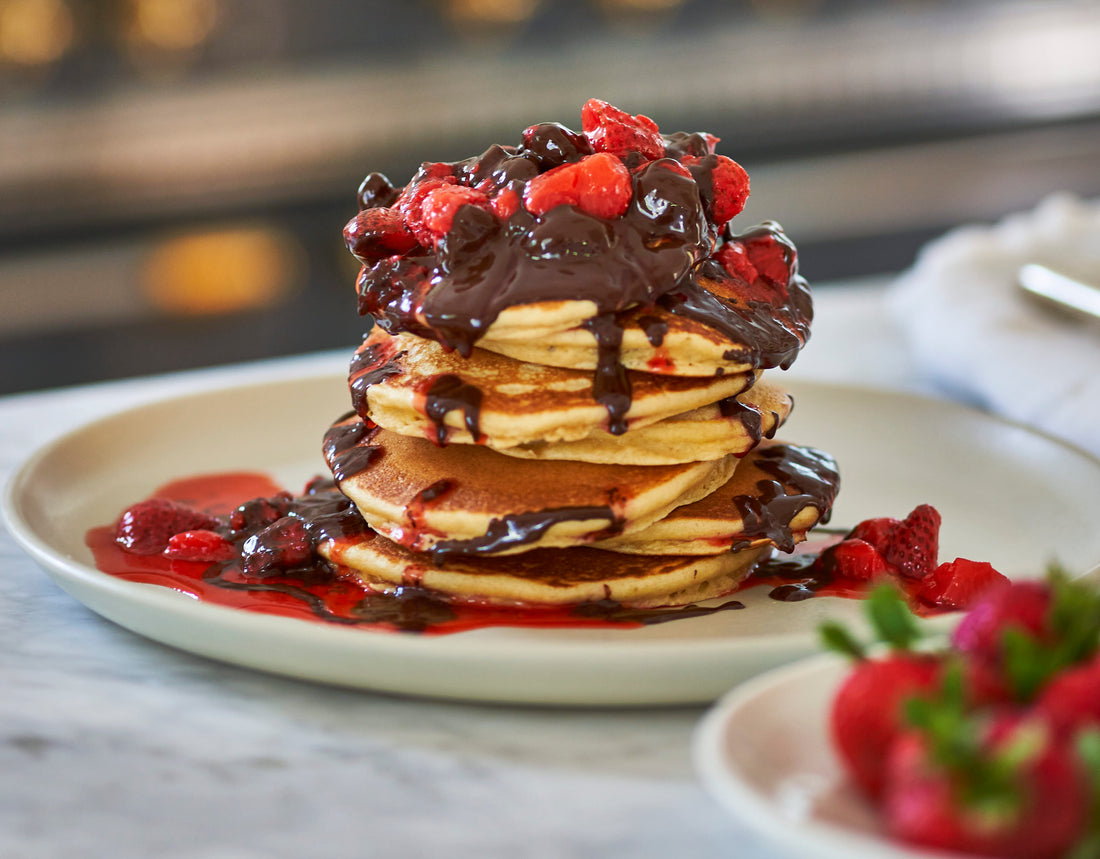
top-left (86, 471), bottom-right (871, 635)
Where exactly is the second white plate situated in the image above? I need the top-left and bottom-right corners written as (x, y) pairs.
top-left (5, 375), bottom-right (1100, 705)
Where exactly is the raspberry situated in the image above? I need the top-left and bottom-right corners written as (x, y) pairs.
top-left (916, 558), bottom-right (1009, 610)
top-left (682, 154), bottom-right (750, 225)
top-left (164, 529), bottom-right (236, 563)
top-left (343, 207), bottom-right (419, 262)
top-left (740, 230), bottom-right (791, 285)
top-left (115, 499), bottom-right (220, 555)
top-left (523, 152), bottom-right (632, 219)
top-left (882, 504), bottom-right (941, 580)
top-left (581, 98), bottom-right (665, 161)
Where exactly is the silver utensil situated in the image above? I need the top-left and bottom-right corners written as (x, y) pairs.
top-left (1018, 263), bottom-right (1100, 324)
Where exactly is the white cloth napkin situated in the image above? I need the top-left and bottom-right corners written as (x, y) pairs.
top-left (889, 193), bottom-right (1100, 460)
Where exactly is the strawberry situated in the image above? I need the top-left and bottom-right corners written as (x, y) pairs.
top-left (882, 503), bottom-right (941, 580)
top-left (164, 529), bottom-right (236, 563)
top-left (883, 715), bottom-right (1090, 859)
top-left (917, 557), bottom-right (1010, 611)
top-left (845, 516), bottom-right (899, 553)
top-left (418, 184), bottom-right (492, 244)
top-left (715, 242), bottom-right (758, 284)
top-left (396, 163), bottom-right (458, 246)
top-left (240, 516), bottom-right (313, 577)
top-left (490, 185), bottom-right (520, 219)
top-left (115, 499), bottom-right (221, 555)
top-left (681, 154), bottom-right (749, 225)
top-left (580, 98), bottom-right (664, 161)
top-left (522, 152), bottom-right (633, 220)
top-left (343, 207), bottom-right (419, 262)
top-left (816, 538), bottom-right (889, 582)
top-left (822, 587), bottom-right (941, 799)
top-left (830, 652), bottom-right (941, 798)
top-left (951, 580), bottom-right (1052, 665)
top-left (1035, 656), bottom-right (1100, 738)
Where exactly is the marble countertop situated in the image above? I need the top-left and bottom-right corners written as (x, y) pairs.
top-left (1, 281), bottom-right (927, 859)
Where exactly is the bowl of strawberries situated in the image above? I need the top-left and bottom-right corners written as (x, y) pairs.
top-left (695, 568), bottom-right (1100, 859)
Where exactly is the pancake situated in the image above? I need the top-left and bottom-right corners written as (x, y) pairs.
top-left (350, 327), bottom-right (789, 462)
top-left (593, 441), bottom-right (840, 555)
top-left (322, 415), bottom-right (740, 557)
top-left (476, 261), bottom-right (812, 378)
top-left (320, 530), bottom-right (766, 608)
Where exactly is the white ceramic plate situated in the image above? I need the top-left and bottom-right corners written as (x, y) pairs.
top-left (5, 375), bottom-right (1100, 705)
top-left (693, 654), bottom-right (943, 859)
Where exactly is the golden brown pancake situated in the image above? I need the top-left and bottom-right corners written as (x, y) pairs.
top-left (322, 415), bottom-right (740, 556)
top-left (320, 530), bottom-right (766, 608)
top-left (350, 327), bottom-right (792, 463)
top-left (475, 273), bottom-right (810, 378)
top-left (593, 441), bottom-right (839, 554)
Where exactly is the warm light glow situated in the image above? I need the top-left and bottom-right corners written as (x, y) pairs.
top-left (443, 0), bottom-right (538, 26)
top-left (0, 0), bottom-right (74, 66)
top-left (126, 0), bottom-right (219, 51)
top-left (141, 226), bottom-right (303, 316)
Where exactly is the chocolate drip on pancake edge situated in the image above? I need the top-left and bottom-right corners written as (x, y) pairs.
top-left (729, 444), bottom-right (840, 553)
top-left (423, 374), bottom-right (483, 445)
top-left (349, 338), bottom-right (406, 419)
top-left (584, 313), bottom-right (632, 435)
top-left (323, 415), bottom-right (383, 483)
top-left (428, 504), bottom-right (623, 560)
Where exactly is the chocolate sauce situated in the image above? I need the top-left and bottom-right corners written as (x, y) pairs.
top-left (583, 313), bottom-right (632, 435)
top-left (348, 338), bottom-right (406, 418)
top-left (322, 416), bottom-right (382, 483)
top-left (423, 374), bottom-right (483, 445)
top-left (730, 445), bottom-right (840, 553)
top-left (429, 504), bottom-right (622, 560)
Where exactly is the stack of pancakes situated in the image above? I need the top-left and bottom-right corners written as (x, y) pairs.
top-left (316, 102), bottom-right (840, 610)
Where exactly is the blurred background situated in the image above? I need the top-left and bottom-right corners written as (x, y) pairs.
top-left (1, 0), bottom-right (1099, 394)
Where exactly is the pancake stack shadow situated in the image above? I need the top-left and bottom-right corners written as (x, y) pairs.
top-left (317, 101), bottom-right (840, 611)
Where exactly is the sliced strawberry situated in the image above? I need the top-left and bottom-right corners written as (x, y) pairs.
top-left (830, 653), bottom-right (941, 799)
top-left (344, 207), bottom-right (419, 261)
top-left (490, 185), bottom-right (520, 219)
top-left (715, 242), bottom-right (758, 284)
top-left (580, 98), bottom-right (664, 161)
top-left (682, 154), bottom-right (750, 225)
top-left (817, 538), bottom-right (889, 582)
top-left (882, 504), bottom-right (941, 580)
top-left (396, 164), bottom-right (458, 246)
top-left (846, 517), bottom-right (900, 553)
top-left (164, 529), bottom-right (236, 563)
top-left (115, 499), bottom-right (221, 555)
top-left (419, 185), bottom-right (492, 244)
top-left (522, 152), bottom-right (632, 219)
top-left (917, 557), bottom-right (1010, 610)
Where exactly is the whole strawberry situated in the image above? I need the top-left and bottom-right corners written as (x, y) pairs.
top-left (884, 713), bottom-right (1090, 859)
top-left (822, 587), bottom-right (941, 799)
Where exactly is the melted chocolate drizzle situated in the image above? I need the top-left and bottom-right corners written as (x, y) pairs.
top-left (429, 504), bottom-right (622, 560)
top-left (729, 445), bottom-right (840, 553)
top-left (423, 374), bottom-right (483, 445)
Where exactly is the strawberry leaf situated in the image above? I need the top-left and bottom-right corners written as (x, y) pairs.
top-left (866, 585), bottom-right (922, 651)
top-left (820, 621), bottom-right (866, 661)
